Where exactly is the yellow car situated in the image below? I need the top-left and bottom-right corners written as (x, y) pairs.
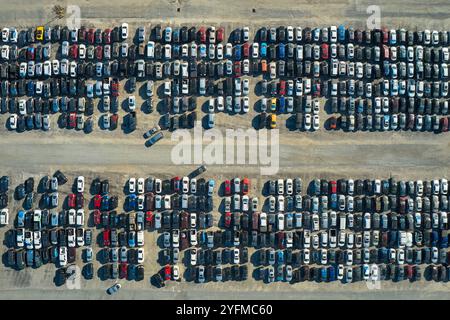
top-left (270, 98), bottom-right (277, 112)
top-left (269, 114), bottom-right (277, 129)
top-left (36, 26), bottom-right (44, 41)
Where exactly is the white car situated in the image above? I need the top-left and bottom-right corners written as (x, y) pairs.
top-left (233, 248), bottom-right (240, 264)
top-left (190, 248), bottom-right (197, 266)
top-left (277, 213), bottom-right (285, 231)
top-left (137, 178), bottom-right (145, 194)
top-left (233, 178), bottom-right (241, 194)
top-left (59, 246), bottom-right (68, 267)
top-left (190, 213), bottom-right (197, 228)
top-left (190, 178), bottom-right (197, 194)
top-left (172, 265), bottom-right (180, 281)
top-left (182, 177), bottom-right (189, 193)
top-left (67, 228), bottom-right (76, 248)
top-left (16, 228), bottom-right (24, 247)
top-left (76, 176), bottom-right (85, 193)
top-left (129, 178), bottom-right (136, 193)
top-left (163, 195), bottom-right (171, 209)
top-left (121, 23), bottom-right (129, 39)
top-left (128, 95), bottom-right (136, 111)
top-left (242, 195), bottom-right (249, 212)
top-left (0, 209), bottom-right (9, 225)
top-left (9, 114), bottom-right (17, 130)
top-left (76, 209), bottom-right (84, 226)
top-left (68, 209), bottom-right (76, 225)
top-left (137, 248), bottom-right (145, 263)
top-left (137, 230), bottom-right (144, 246)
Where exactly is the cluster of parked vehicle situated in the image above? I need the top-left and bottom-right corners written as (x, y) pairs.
top-left (2, 24), bottom-right (449, 132)
top-left (4, 172), bottom-right (95, 283)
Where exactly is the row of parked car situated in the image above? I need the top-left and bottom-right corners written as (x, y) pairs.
top-left (260, 263), bottom-right (449, 283)
top-left (265, 178), bottom-right (449, 197)
top-left (7, 24), bottom-right (450, 47)
top-left (330, 113), bottom-right (449, 132)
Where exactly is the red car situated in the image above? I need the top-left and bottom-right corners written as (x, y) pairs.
top-left (406, 265), bottom-right (414, 280)
top-left (224, 212), bottom-right (232, 228)
top-left (110, 114), bottom-right (118, 129)
top-left (329, 181), bottom-right (337, 194)
top-left (69, 113), bottom-right (76, 128)
top-left (103, 229), bottom-right (110, 246)
top-left (216, 27), bottom-right (224, 43)
top-left (198, 27), bottom-right (206, 43)
top-left (241, 178), bottom-right (250, 195)
top-left (145, 211), bottom-right (153, 227)
top-left (93, 194), bottom-right (102, 209)
top-left (242, 43), bottom-right (250, 58)
top-left (312, 80), bottom-right (321, 97)
top-left (68, 193), bottom-right (76, 208)
top-left (111, 78), bottom-right (120, 97)
top-left (278, 80), bottom-right (286, 96)
top-left (26, 46), bottom-right (35, 60)
top-left (441, 117), bottom-right (449, 132)
top-left (172, 176), bottom-right (181, 192)
top-left (382, 45), bottom-right (390, 60)
top-left (103, 29), bottom-right (111, 44)
top-left (320, 43), bottom-right (329, 60)
top-left (382, 28), bottom-right (389, 43)
top-left (164, 265), bottom-right (171, 281)
top-left (70, 44), bottom-right (78, 59)
top-left (93, 209), bottom-right (101, 225)
top-left (88, 28), bottom-right (95, 44)
top-left (95, 45), bottom-right (103, 60)
top-left (181, 212), bottom-right (189, 230)
top-left (224, 180), bottom-right (231, 196)
top-left (180, 231), bottom-right (188, 250)
top-left (120, 263), bottom-right (128, 279)
top-left (277, 232), bottom-right (285, 249)
top-left (233, 61), bottom-right (241, 77)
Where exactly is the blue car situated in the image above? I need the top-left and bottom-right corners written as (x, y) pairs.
top-left (260, 42), bottom-right (267, 57)
top-left (27, 81), bottom-right (34, 96)
top-left (278, 96), bottom-right (285, 113)
top-left (60, 97), bottom-right (68, 112)
top-left (431, 231), bottom-right (439, 247)
top-left (17, 210), bottom-right (25, 228)
top-left (328, 266), bottom-right (336, 281)
top-left (173, 44), bottom-right (180, 57)
top-left (276, 250), bottom-right (284, 264)
top-left (199, 45), bottom-right (207, 57)
top-left (278, 43), bottom-right (285, 59)
top-left (101, 195), bottom-right (109, 211)
top-left (441, 234), bottom-right (448, 248)
top-left (51, 99), bottom-right (60, 113)
top-left (26, 249), bottom-right (34, 267)
top-left (128, 194), bottom-right (136, 211)
top-left (50, 211), bottom-right (59, 227)
top-left (330, 193), bottom-right (337, 209)
top-left (128, 232), bottom-right (136, 248)
top-left (234, 45), bottom-right (241, 60)
top-left (207, 179), bottom-right (215, 196)
top-left (321, 267), bottom-right (328, 282)
top-left (338, 25), bottom-right (346, 42)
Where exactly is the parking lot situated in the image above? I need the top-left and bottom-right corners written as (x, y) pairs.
top-left (1, 0), bottom-right (450, 300)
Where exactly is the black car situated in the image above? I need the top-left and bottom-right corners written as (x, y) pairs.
top-left (24, 177), bottom-right (34, 194)
top-left (136, 265), bottom-right (145, 281)
top-left (54, 170), bottom-right (68, 185)
top-left (83, 263), bottom-right (94, 279)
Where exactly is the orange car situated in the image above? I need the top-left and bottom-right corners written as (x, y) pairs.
top-left (260, 59), bottom-right (267, 73)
